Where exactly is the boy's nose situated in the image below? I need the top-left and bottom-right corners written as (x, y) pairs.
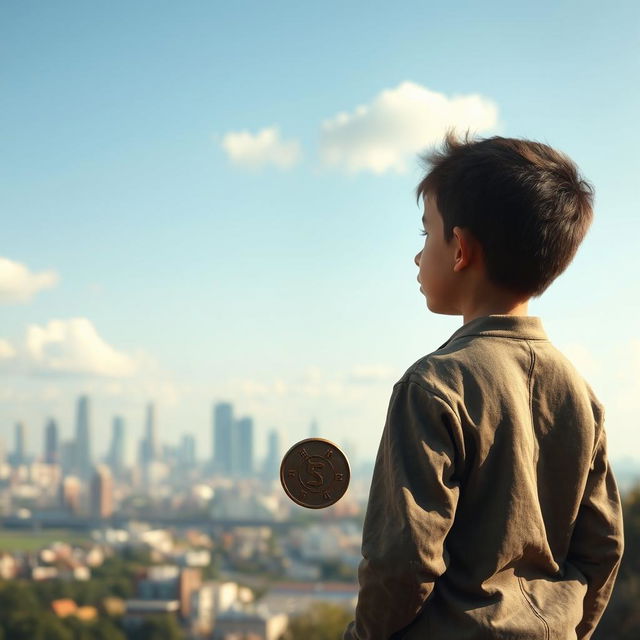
top-left (414, 252), bottom-right (421, 266)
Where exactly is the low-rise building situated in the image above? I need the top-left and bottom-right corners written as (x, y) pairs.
top-left (123, 599), bottom-right (180, 633)
top-left (51, 598), bottom-right (77, 618)
top-left (0, 553), bottom-right (17, 579)
top-left (258, 581), bottom-right (358, 617)
top-left (212, 605), bottom-right (288, 640)
top-left (190, 580), bottom-right (254, 635)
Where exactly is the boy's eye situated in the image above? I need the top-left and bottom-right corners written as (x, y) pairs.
top-left (419, 229), bottom-right (428, 237)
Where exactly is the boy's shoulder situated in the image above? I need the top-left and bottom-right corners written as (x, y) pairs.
top-left (396, 327), bottom-right (604, 425)
top-left (396, 316), bottom-right (604, 414)
top-left (395, 341), bottom-right (481, 410)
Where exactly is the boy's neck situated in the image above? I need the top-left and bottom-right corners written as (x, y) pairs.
top-left (462, 300), bottom-right (530, 326)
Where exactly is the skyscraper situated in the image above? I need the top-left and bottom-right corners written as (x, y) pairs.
top-left (12, 421), bottom-right (26, 466)
top-left (107, 416), bottom-right (125, 477)
top-left (60, 440), bottom-right (76, 477)
top-left (145, 402), bottom-right (158, 463)
top-left (263, 427), bottom-right (281, 481)
top-left (234, 416), bottom-right (254, 477)
top-left (212, 402), bottom-right (233, 474)
top-left (74, 395), bottom-right (92, 482)
top-left (139, 402), bottom-right (158, 466)
top-left (211, 402), bottom-right (256, 477)
top-left (90, 464), bottom-right (113, 518)
top-left (180, 434), bottom-right (196, 468)
top-left (44, 418), bottom-right (59, 464)
top-left (60, 475), bottom-right (81, 515)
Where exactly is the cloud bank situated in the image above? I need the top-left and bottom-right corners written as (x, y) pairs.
top-left (319, 81), bottom-right (499, 174)
top-left (0, 317), bottom-right (139, 378)
top-left (0, 257), bottom-right (59, 303)
top-left (220, 126), bottom-right (301, 170)
top-left (0, 339), bottom-right (16, 360)
top-left (227, 363), bottom-right (397, 400)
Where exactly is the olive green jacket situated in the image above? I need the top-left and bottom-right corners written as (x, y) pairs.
top-left (343, 314), bottom-right (624, 640)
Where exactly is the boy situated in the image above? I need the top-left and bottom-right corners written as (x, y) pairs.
top-left (342, 131), bottom-right (624, 640)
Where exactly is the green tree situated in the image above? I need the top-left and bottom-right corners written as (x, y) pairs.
top-left (32, 578), bottom-right (75, 605)
top-left (2, 611), bottom-right (44, 640)
top-left (0, 580), bottom-right (40, 614)
top-left (0, 581), bottom-right (44, 639)
top-left (129, 614), bottom-right (185, 640)
top-left (592, 483), bottom-right (640, 639)
top-left (201, 552), bottom-right (221, 581)
top-left (40, 614), bottom-right (74, 640)
top-left (59, 617), bottom-right (95, 640)
top-left (319, 558), bottom-right (356, 582)
top-left (280, 603), bottom-right (353, 640)
top-left (90, 618), bottom-right (127, 640)
top-left (0, 578), bottom-right (128, 640)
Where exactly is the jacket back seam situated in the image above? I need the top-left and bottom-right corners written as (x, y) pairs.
top-left (517, 575), bottom-right (550, 640)
top-left (521, 342), bottom-right (550, 640)
top-left (526, 340), bottom-right (536, 439)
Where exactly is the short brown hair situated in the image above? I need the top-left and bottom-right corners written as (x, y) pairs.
top-left (415, 128), bottom-right (595, 298)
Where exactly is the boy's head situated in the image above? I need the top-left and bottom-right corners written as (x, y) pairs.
top-left (414, 129), bottom-right (594, 317)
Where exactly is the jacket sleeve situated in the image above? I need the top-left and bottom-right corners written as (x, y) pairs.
top-left (343, 379), bottom-right (462, 640)
top-left (567, 420), bottom-right (625, 640)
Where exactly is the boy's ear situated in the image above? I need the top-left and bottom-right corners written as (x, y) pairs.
top-left (452, 226), bottom-right (483, 273)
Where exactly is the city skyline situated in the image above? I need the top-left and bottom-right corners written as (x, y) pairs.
top-left (0, 395), bottom-right (306, 473)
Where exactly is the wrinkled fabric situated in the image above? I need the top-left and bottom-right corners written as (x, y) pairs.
top-left (343, 314), bottom-right (624, 640)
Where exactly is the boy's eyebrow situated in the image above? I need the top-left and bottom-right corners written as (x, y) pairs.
top-left (421, 214), bottom-right (428, 227)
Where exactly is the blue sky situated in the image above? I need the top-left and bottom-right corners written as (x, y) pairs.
top-left (1, 1), bottom-right (639, 470)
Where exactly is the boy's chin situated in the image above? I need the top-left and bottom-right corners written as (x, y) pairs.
top-left (424, 294), bottom-right (437, 311)
top-left (425, 297), bottom-right (459, 316)
top-left (425, 297), bottom-right (440, 313)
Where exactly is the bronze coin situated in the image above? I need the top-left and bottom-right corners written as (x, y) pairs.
top-left (280, 438), bottom-right (350, 509)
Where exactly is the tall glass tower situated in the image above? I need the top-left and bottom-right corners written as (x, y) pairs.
top-left (44, 418), bottom-right (59, 464)
top-left (13, 421), bottom-right (26, 466)
top-left (264, 428), bottom-right (281, 481)
top-left (235, 416), bottom-right (254, 477)
top-left (144, 402), bottom-right (158, 463)
top-left (74, 395), bottom-right (91, 481)
top-left (108, 416), bottom-right (125, 477)
top-left (212, 402), bottom-right (233, 475)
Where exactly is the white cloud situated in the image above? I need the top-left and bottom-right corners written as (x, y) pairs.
top-left (612, 339), bottom-right (640, 412)
top-left (349, 364), bottom-right (396, 383)
top-left (220, 126), bottom-right (301, 170)
top-left (559, 342), bottom-right (600, 379)
top-left (0, 257), bottom-right (59, 303)
top-left (0, 316), bottom-right (190, 427)
top-left (81, 375), bottom-right (183, 408)
top-left (0, 339), bottom-right (16, 360)
top-left (319, 81), bottom-right (499, 174)
top-left (549, 338), bottom-right (640, 463)
top-left (273, 379), bottom-right (288, 396)
top-left (0, 317), bottom-right (139, 377)
top-left (228, 363), bottom-right (397, 400)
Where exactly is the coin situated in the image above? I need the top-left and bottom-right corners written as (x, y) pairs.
top-left (280, 438), bottom-right (350, 509)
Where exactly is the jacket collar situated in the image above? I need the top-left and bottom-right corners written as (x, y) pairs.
top-left (437, 314), bottom-right (549, 350)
